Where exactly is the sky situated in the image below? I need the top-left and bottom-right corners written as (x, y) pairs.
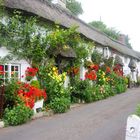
top-left (76, 0), bottom-right (140, 52)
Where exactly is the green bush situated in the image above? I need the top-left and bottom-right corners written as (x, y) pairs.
top-left (30, 80), bottom-right (40, 88)
top-left (83, 84), bottom-right (95, 103)
top-left (70, 77), bottom-right (92, 102)
top-left (49, 97), bottom-right (70, 113)
top-left (136, 105), bottom-right (140, 117)
top-left (4, 104), bottom-right (33, 126)
top-left (4, 80), bottom-right (19, 108)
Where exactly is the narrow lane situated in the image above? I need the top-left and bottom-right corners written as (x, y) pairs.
top-left (0, 88), bottom-right (140, 140)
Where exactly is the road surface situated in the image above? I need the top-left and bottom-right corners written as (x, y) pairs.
top-left (0, 88), bottom-right (140, 140)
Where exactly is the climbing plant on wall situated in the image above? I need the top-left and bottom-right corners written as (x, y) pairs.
top-left (0, 10), bottom-right (94, 67)
top-left (0, 11), bottom-right (50, 66)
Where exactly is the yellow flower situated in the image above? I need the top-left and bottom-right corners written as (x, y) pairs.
top-left (52, 67), bottom-right (57, 71)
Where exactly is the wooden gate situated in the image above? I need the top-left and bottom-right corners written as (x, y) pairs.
top-left (0, 85), bottom-right (5, 118)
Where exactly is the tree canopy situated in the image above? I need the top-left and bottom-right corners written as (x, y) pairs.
top-left (66, 0), bottom-right (83, 16)
top-left (89, 21), bottom-right (120, 40)
top-left (48, 0), bottom-right (83, 16)
top-left (89, 20), bottom-right (132, 49)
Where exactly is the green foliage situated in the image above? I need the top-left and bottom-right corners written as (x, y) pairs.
top-left (38, 65), bottom-right (70, 102)
top-left (91, 50), bottom-right (103, 64)
top-left (30, 80), bottom-right (40, 89)
top-left (125, 35), bottom-right (132, 49)
top-left (83, 84), bottom-right (95, 103)
top-left (46, 26), bottom-right (93, 66)
top-left (0, 0), bottom-right (4, 6)
top-left (97, 70), bottom-right (106, 85)
top-left (4, 80), bottom-right (19, 108)
top-left (103, 57), bottom-right (114, 67)
top-left (4, 104), bottom-right (33, 126)
top-left (104, 27), bottom-right (120, 40)
top-left (89, 21), bottom-right (120, 40)
top-left (89, 21), bottom-right (107, 31)
top-left (109, 72), bottom-right (127, 93)
top-left (0, 11), bottom-right (93, 68)
top-left (70, 76), bottom-right (95, 103)
top-left (49, 97), bottom-right (70, 113)
top-left (48, 0), bottom-right (83, 16)
top-left (136, 104), bottom-right (140, 117)
top-left (66, 0), bottom-right (83, 16)
top-left (0, 11), bottom-right (49, 66)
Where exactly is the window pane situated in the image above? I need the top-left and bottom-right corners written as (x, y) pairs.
top-left (14, 66), bottom-right (18, 71)
top-left (11, 66), bottom-right (14, 71)
top-left (5, 65), bottom-right (8, 71)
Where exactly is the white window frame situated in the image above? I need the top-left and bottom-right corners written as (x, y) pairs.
top-left (0, 64), bottom-right (21, 84)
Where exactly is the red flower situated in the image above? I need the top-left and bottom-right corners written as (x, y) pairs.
top-left (85, 70), bottom-right (97, 80)
top-left (25, 67), bottom-right (38, 80)
top-left (113, 64), bottom-right (123, 76)
top-left (89, 64), bottom-right (99, 71)
top-left (106, 66), bottom-right (111, 73)
top-left (0, 65), bottom-right (3, 71)
top-left (0, 71), bottom-right (5, 75)
top-left (67, 67), bottom-right (79, 75)
top-left (17, 82), bottom-right (47, 109)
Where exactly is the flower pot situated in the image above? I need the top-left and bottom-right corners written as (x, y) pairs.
top-left (33, 99), bottom-right (44, 113)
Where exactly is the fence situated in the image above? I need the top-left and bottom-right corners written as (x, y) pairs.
top-left (0, 85), bottom-right (5, 118)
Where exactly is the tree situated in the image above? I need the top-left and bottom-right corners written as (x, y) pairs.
top-left (89, 21), bottom-right (107, 31)
top-left (89, 21), bottom-right (132, 49)
top-left (66, 0), bottom-right (83, 16)
top-left (89, 21), bottom-right (120, 40)
top-left (0, 0), bottom-right (4, 6)
top-left (48, 0), bottom-right (83, 16)
top-left (125, 35), bottom-right (132, 49)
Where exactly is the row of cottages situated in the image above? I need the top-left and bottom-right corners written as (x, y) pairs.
top-left (0, 0), bottom-right (140, 84)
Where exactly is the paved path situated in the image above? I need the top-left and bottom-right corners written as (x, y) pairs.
top-left (1, 88), bottom-right (140, 140)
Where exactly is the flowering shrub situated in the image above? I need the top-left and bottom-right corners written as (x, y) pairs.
top-left (25, 67), bottom-right (38, 81)
top-left (105, 66), bottom-right (111, 74)
top-left (67, 67), bottom-right (79, 76)
top-left (89, 64), bottom-right (99, 71)
top-left (113, 64), bottom-right (123, 76)
top-left (17, 82), bottom-right (47, 109)
top-left (97, 70), bottom-right (107, 85)
top-left (85, 70), bottom-right (97, 80)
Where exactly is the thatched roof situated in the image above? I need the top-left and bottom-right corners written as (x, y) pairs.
top-left (4, 0), bottom-right (140, 60)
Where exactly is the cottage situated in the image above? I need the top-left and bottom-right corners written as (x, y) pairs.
top-left (0, 0), bottom-right (140, 84)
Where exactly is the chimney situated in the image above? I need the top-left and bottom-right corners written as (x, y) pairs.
top-left (118, 34), bottom-right (126, 45)
top-left (52, 0), bottom-right (66, 8)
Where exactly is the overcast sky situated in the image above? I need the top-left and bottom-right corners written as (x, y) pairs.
top-left (77, 0), bottom-right (140, 52)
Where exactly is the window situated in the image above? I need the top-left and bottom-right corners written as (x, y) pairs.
top-left (0, 64), bottom-right (20, 84)
top-left (103, 47), bottom-right (109, 58)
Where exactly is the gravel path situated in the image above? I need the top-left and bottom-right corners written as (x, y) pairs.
top-left (0, 88), bottom-right (140, 140)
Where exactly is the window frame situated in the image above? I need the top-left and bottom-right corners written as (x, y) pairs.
top-left (0, 63), bottom-right (21, 84)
